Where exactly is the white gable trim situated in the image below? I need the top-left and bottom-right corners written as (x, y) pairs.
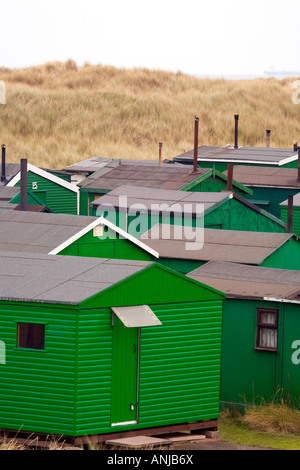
top-left (48, 216), bottom-right (159, 258)
top-left (7, 163), bottom-right (79, 194)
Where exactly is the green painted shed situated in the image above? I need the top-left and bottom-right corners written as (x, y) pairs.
top-left (7, 162), bottom-right (79, 215)
top-left (223, 165), bottom-right (300, 219)
top-left (173, 145), bottom-right (298, 172)
top-left (139, 224), bottom-right (300, 273)
top-left (0, 251), bottom-right (224, 441)
top-left (78, 160), bottom-right (252, 216)
top-left (188, 261), bottom-right (300, 409)
top-left (91, 185), bottom-right (287, 237)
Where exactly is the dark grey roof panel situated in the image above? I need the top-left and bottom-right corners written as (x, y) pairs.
top-left (0, 251), bottom-right (152, 304)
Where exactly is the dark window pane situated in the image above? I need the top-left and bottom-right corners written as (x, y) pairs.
top-left (18, 323), bottom-right (45, 350)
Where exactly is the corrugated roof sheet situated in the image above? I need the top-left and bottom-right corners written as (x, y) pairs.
top-left (139, 224), bottom-right (294, 264)
top-left (64, 156), bottom-right (186, 175)
top-left (91, 185), bottom-right (230, 215)
top-left (187, 260), bottom-right (300, 300)
top-left (78, 160), bottom-right (209, 190)
top-left (0, 251), bottom-right (151, 304)
top-left (224, 165), bottom-right (300, 188)
top-left (0, 209), bottom-right (97, 253)
top-left (174, 145), bottom-right (297, 165)
top-left (0, 186), bottom-right (19, 199)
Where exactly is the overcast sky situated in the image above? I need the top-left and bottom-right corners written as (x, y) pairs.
top-left (1, 0), bottom-right (300, 76)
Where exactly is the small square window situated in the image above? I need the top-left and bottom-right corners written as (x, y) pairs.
top-left (256, 308), bottom-right (278, 351)
top-left (18, 323), bottom-right (45, 350)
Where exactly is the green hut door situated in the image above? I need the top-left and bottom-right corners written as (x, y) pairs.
top-left (111, 316), bottom-right (139, 426)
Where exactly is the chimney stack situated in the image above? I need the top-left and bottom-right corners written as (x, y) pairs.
top-left (266, 130), bottom-right (271, 148)
top-left (294, 143), bottom-right (300, 182)
top-left (287, 195), bottom-right (293, 233)
top-left (227, 164), bottom-right (233, 191)
top-left (1, 144), bottom-right (6, 182)
top-left (159, 142), bottom-right (162, 167)
top-left (193, 116), bottom-right (199, 173)
top-left (20, 159), bottom-right (28, 211)
top-left (234, 114), bottom-right (239, 149)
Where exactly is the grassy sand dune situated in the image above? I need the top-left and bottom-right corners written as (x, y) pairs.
top-left (0, 60), bottom-right (299, 169)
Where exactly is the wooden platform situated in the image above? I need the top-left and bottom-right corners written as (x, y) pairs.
top-left (0, 419), bottom-right (218, 449)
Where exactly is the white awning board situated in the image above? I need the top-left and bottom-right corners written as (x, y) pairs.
top-left (111, 305), bottom-right (162, 327)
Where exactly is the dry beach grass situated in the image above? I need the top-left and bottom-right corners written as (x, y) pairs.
top-left (0, 60), bottom-right (299, 169)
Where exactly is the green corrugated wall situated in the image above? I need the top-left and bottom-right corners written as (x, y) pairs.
top-left (0, 301), bottom-right (77, 435)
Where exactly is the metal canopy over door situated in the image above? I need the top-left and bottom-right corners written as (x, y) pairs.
top-left (110, 305), bottom-right (161, 427)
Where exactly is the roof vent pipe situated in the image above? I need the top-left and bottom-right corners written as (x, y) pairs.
top-left (193, 116), bottom-right (199, 173)
top-left (159, 142), bottom-right (162, 167)
top-left (266, 130), bottom-right (271, 148)
top-left (1, 144), bottom-right (6, 182)
top-left (20, 158), bottom-right (28, 211)
top-left (234, 114), bottom-right (239, 149)
top-left (227, 164), bottom-right (233, 191)
top-left (287, 195), bottom-right (293, 233)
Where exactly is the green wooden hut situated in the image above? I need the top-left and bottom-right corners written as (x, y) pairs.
top-left (78, 160), bottom-right (252, 216)
top-left (90, 185), bottom-right (287, 237)
top-left (0, 251), bottom-right (224, 442)
top-left (188, 260), bottom-right (300, 409)
top-left (173, 145), bottom-right (298, 172)
top-left (223, 165), bottom-right (300, 219)
top-left (138, 224), bottom-right (300, 273)
top-left (7, 163), bottom-right (79, 215)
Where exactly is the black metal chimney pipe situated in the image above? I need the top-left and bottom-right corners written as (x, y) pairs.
top-left (266, 130), bottom-right (271, 148)
top-left (1, 144), bottom-right (6, 182)
top-left (287, 195), bottom-right (293, 233)
top-left (234, 114), bottom-right (239, 149)
top-left (193, 116), bottom-right (199, 173)
top-left (20, 159), bottom-right (28, 211)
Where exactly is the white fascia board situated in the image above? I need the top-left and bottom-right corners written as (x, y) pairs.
top-left (7, 163), bottom-right (79, 193)
top-left (278, 154), bottom-right (298, 166)
top-left (198, 154), bottom-right (297, 166)
top-left (49, 216), bottom-right (159, 258)
top-left (263, 296), bottom-right (300, 304)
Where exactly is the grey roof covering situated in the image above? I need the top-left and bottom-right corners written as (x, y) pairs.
top-left (78, 159), bottom-right (208, 190)
top-left (139, 224), bottom-right (294, 264)
top-left (224, 165), bottom-right (300, 188)
top-left (64, 156), bottom-right (185, 176)
top-left (0, 251), bottom-right (151, 304)
top-left (0, 186), bottom-right (19, 200)
top-left (187, 260), bottom-right (300, 301)
top-left (281, 192), bottom-right (300, 207)
top-left (91, 185), bottom-right (231, 216)
top-left (0, 209), bottom-right (97, 253)
top-left (174, 145), bottom-right (297, 166)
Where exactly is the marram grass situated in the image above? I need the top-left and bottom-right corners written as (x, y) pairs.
top-left (0, 60), bottom-right (300, 169)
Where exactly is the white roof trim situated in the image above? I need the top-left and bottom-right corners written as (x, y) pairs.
top-left (48, 215), bottom-right (159, 258)
top-left (197, 154), bottom-right (298, 166)
top-left (7, 163), bottom-right (79, 194)
top-left (263, 296), bottom-right (300, 305)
